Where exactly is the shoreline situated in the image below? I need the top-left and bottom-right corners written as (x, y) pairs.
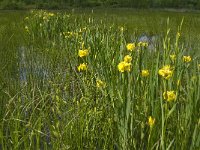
top-left (0, 7), bottom-right (200, 13)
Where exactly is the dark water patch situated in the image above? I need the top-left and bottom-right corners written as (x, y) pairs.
top-left (19, 46), bottom-right (50, 86)
top-left (131, 34), bottom-right (159, 52)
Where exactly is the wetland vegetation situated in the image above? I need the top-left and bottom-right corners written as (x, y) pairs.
top-left (0, 8), bottom-right (200, 149)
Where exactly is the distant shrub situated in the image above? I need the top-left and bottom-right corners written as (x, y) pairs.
top-left (197, 2), bottom-right (200, 9)
top-left (106, 0), bottom-right (120, 7)
top-left (1, 0), bottom-right (200, 10)
top-left (0, 0), bottom-right (25, 10)
top-left (48, 2), bottom-right (60, 9)
top-left (36, 2), bottom-right (46, 9)
top-left (81, 1), bottom-right (102, 7)
top-left (36, 2), bottom-right (60, 9)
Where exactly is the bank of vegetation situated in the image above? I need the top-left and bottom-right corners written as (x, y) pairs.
top-left (1, 0), bottom-right (200, 10)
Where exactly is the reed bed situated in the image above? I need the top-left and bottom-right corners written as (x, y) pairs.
top-left (0, 10), bottom-right (199, 150)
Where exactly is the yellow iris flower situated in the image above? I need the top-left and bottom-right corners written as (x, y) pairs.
top-left (78, 49), bottom-right (89, 58)
top-left (118, 61), bottom-right (131, 72)
top-left (126, 43), bottom-right (135, 51)
top-left (96, 79), bottom-right (106, 88)
top-left (158, 65), bottom-right (173, 80)
top-left (148, 116), bottom-right (155, 128)
top-left (141, 70), bottom-right (150, 77)
top-left (183, 56), bottom-right (192, 63)
top-left (78, 63), bottom-right (87, 72)
top-left (124, 55), bottom-right (132, 63)
top-left (163, 91), bottom-right (176, 102)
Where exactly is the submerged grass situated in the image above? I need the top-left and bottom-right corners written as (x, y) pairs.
top-left (0, 9), bottom-right (200, 149)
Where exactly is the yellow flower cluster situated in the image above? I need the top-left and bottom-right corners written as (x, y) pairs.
top-left (183, 56), bottom-right (192, 63)
top-left (158, 65), bottom-right (173, 80)
top-left (137, 42), bottom-right (148, 47)
top-left (118, 55), bottom-right (132, 72)
top-left (96, 79), bottom-right (106, 88)
top-left (141, 70), bottom-right (149, 77)
top-left (126, 43), bottom-right (135, 51)
top-left (63, 31), bottom-right (78, 38)
top-left (78, 63), bottom-right (87, 72)
top-left (39, 11), bottom-right (55, 19)
top-left (48, 13), bottom-right (55, 17)
top-left (148, 116), bottom-right (155, 128)
top-left (126, 42), bottom-right (149, 51)
top-left (78, 49), bottom-right (89, 58)
top-left (78, 27), bottom-right (87, 33)
top-left (118, 62), bottom-right (131, 72)
top-left (77, 43), bottom-right (89, 72)
top-left (41, 13), bottom-right (55, 21)
top-left (163, 91), bottom-right (176, 102)
top-left (123, 55), bottom-right (132, 63)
